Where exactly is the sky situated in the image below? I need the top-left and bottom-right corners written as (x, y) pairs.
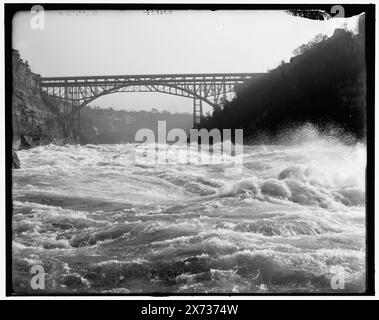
top-left (13, 10), bottom-right (357, 114)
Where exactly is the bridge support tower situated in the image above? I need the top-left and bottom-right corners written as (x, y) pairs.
top-left (193, 98), bottom-right (203, 128)
top-left (71, 107), bottom-right (81, 139)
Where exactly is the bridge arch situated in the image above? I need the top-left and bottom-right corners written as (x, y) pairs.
top-left (77, 83), bottom-right (218, 110)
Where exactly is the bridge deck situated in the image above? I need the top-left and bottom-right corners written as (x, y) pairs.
top-left (40, 73), bottom-right (264, 86)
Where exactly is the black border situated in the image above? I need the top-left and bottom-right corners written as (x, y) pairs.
top-left (4, 3), bottom-right (375, 297)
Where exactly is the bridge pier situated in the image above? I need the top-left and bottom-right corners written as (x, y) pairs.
top-left (71, 107), bottom-right (81, 139)
top-left (68, 85), bottom-right (80, 140)
top-left (193, 98), bottom-right (203, 128)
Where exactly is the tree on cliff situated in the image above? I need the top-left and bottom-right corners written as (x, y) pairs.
top-left (199, 15), bottom-right (366, 141)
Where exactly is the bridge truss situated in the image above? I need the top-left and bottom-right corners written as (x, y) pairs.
top-left (40, 73), bottom-right (262, 135)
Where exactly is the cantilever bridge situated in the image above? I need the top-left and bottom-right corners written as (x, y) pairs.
top-left (40, 73), bottom-right (264, 134)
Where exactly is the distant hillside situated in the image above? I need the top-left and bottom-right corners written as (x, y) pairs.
top-left (80, 106), bottom-right (192, 144)
top-left (200, 15), bottom-right (366, 142)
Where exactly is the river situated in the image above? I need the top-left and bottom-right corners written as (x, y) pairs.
top-left (12, 130), bottom-right (366, 294)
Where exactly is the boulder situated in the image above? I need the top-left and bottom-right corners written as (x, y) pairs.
top-left (20, 134), bottom-right (34, 149)
top-left (12, 150), bottom-right (21, 169)
top-left (12, 138), bottom-right (21, 150)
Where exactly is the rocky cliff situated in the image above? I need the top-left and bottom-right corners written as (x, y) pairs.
top-left (12, 49), bottom-right (67, 151)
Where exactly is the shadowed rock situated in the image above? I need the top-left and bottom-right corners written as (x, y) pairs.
top-left (12, 149), bottom-right (20, 169)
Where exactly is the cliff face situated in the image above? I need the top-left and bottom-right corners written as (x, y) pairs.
top-left (12, 50), bottom-right (66, 150)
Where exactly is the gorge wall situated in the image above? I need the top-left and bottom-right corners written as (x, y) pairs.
top-left (12, 49), bottom-right (67, 150)
top-left (79, 107), bottom-right (192, 144)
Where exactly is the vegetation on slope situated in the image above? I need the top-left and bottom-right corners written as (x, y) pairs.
top-left (200, 16), bottom-right (366, 142)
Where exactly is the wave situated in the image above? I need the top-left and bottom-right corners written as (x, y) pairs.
top-left (12, 138), bottom-right (366, 293)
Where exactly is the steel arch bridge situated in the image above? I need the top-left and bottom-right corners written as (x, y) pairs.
top-left (40, 73), bottom-right (264, 134)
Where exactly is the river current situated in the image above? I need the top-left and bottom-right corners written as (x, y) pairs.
top-left (12, 131), bottom-right (366, 293)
